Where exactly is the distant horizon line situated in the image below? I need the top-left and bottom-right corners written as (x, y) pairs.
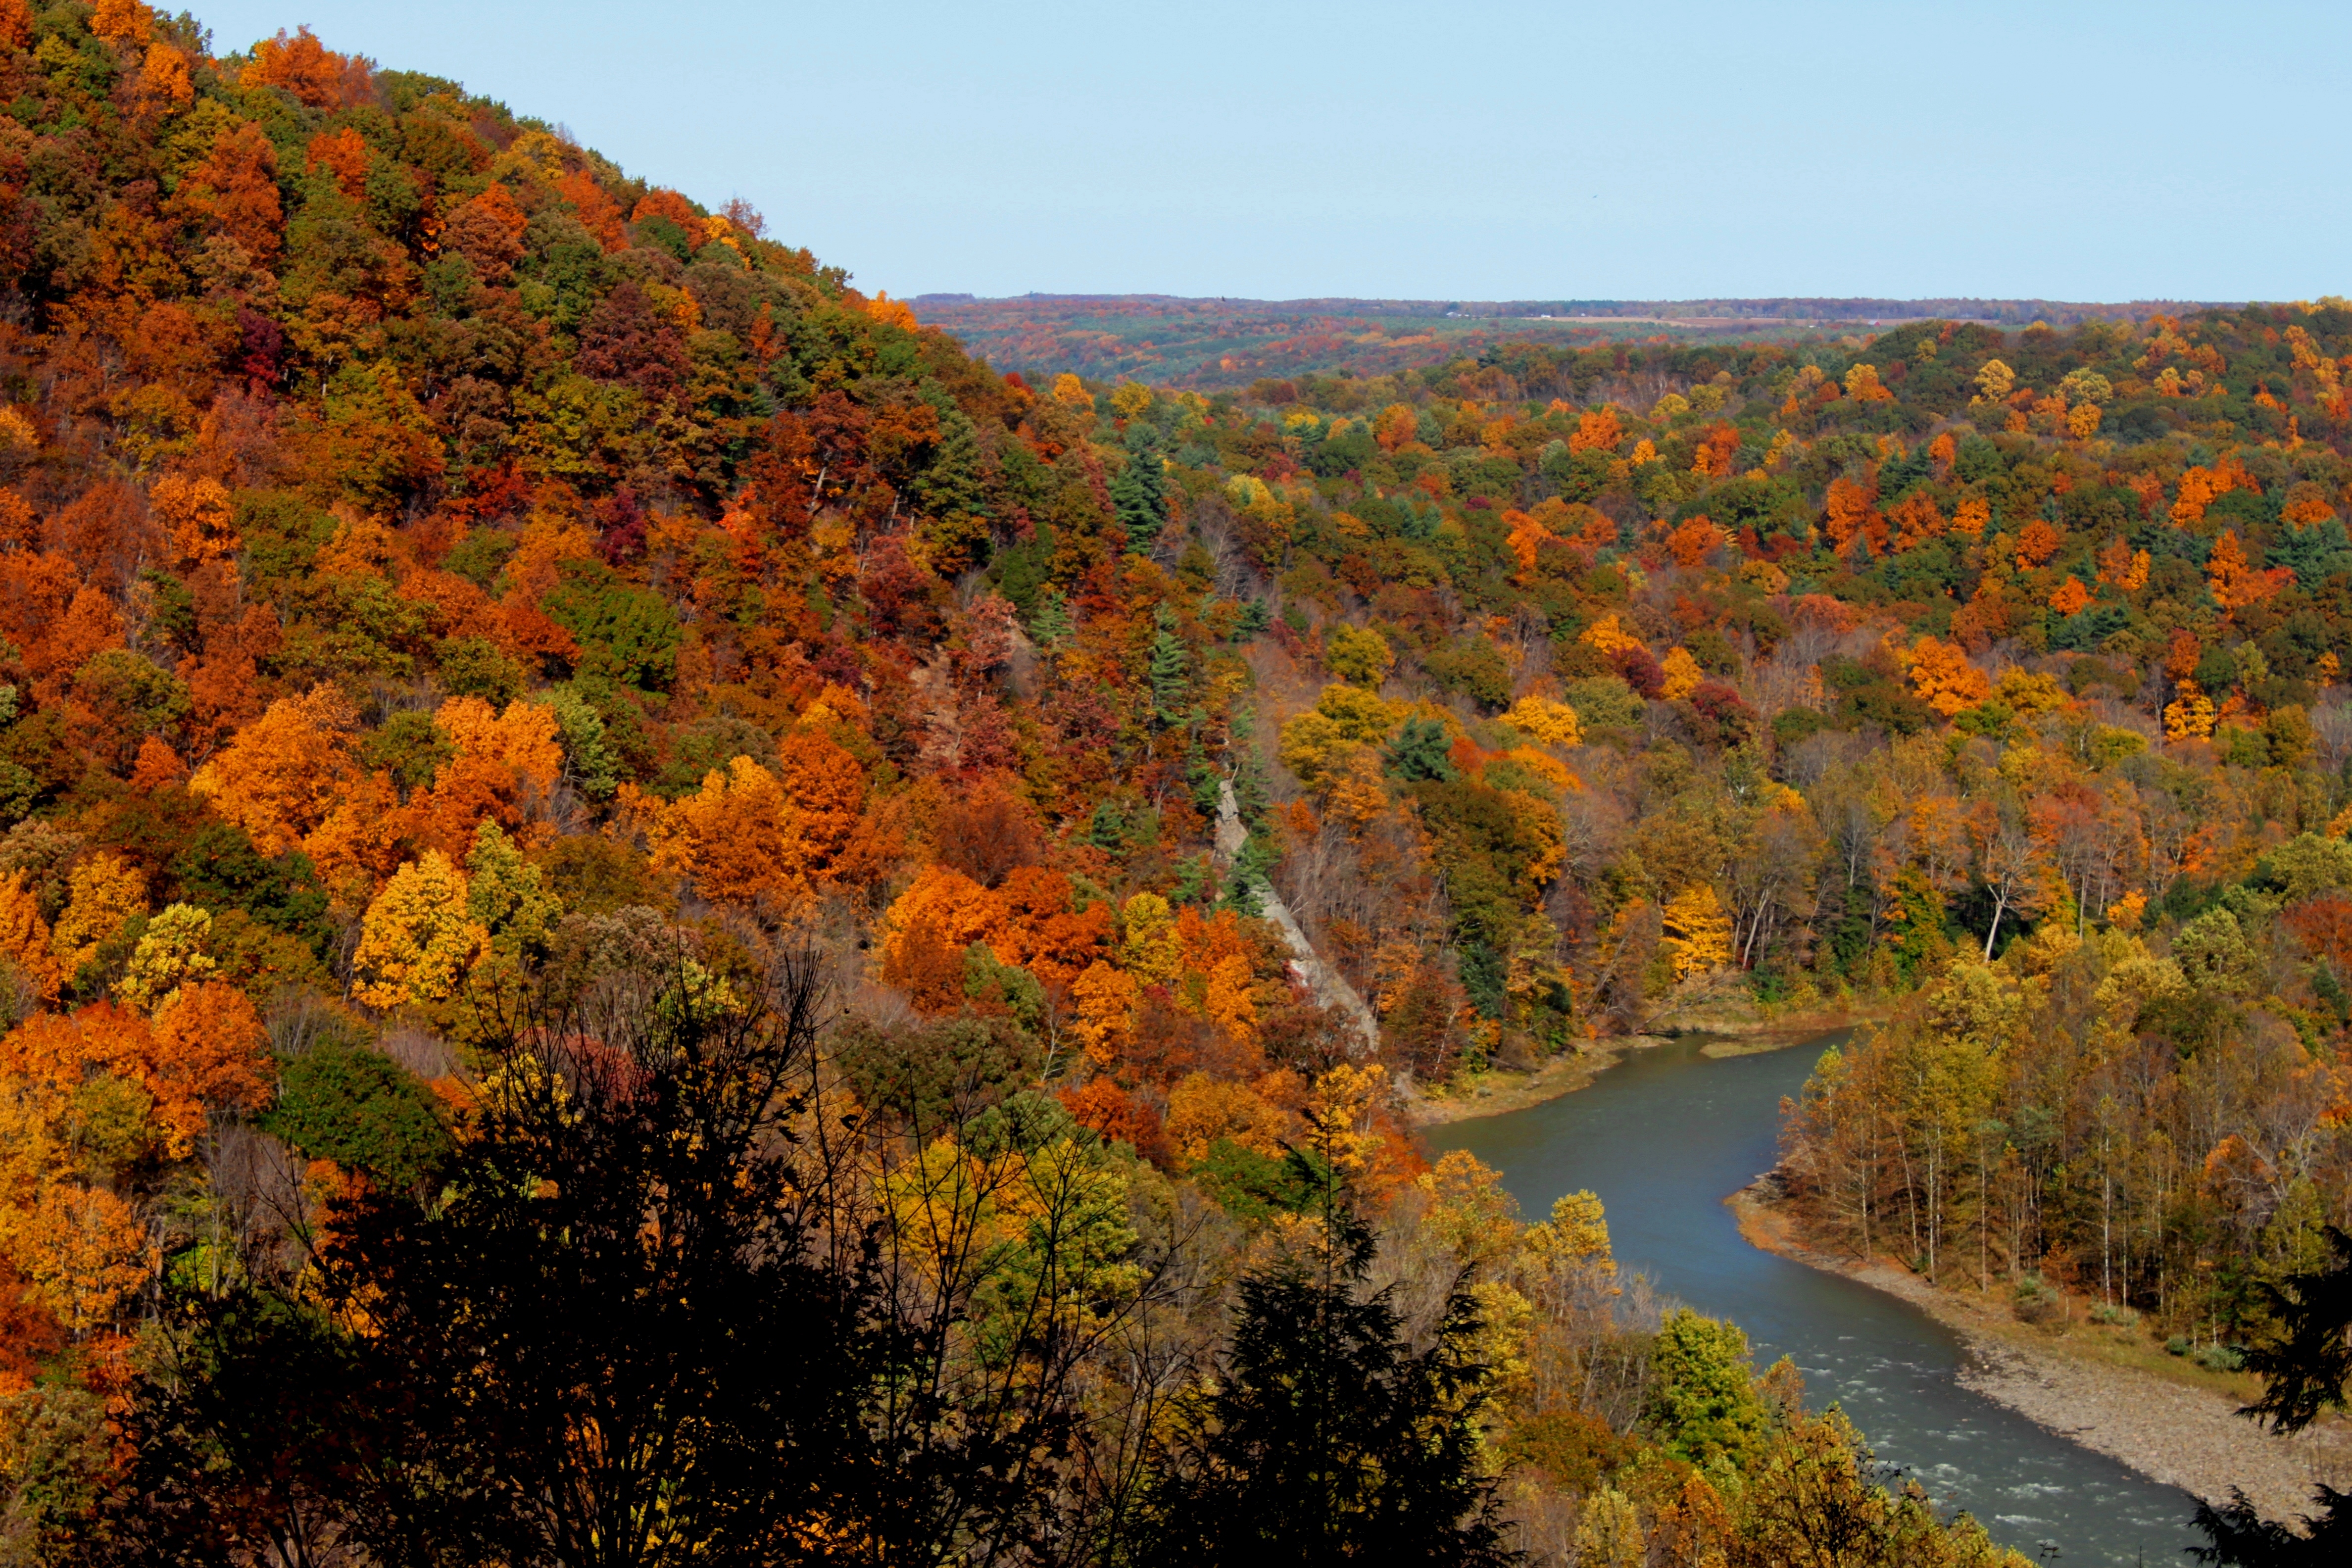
top-left (905, 292), bottom-right (2239, 318)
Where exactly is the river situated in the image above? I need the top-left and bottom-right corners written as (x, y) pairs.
top-left (1425, 1031), bottom-right (2203, 1564)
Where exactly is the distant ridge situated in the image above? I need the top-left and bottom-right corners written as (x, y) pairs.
top-left (907, 294), bottom-right (2223, 388)
top-left (910, 293), bottom-right (2216, 322)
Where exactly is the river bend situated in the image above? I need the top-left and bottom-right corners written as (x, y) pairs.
top-left (1426, 1032), bottom-right (2201, 1564)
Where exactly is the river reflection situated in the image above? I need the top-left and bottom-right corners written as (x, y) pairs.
top-left (1426, 1031), bottom-right (2202, 1565)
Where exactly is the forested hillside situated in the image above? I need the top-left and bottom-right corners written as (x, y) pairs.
top-left (1135, 310), bottom-right (2352, 1357)
top-left (0, 0), bottom-right (2339, 1561)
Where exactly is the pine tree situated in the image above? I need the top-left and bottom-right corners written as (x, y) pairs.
top-left (2244, 1224), bottom-right (2352, 1434)
top-left (1217, 864), bottom-right (1265, 919)
top-left (1231, 748), bottom-right (1271, 828)
top-left (2197, 1224), bottom-right (2352, 1560)
top-left (1383, 717), bottom-right (1457, 782)
top-left (1112, 434), bottom-right (1167, 551)
top-left (1148, 605), bottom-right (1189, 725)
top-left (1027, 588), bottom-right (1073, 648)
top-left (910, 401), bottom-right (985, 520)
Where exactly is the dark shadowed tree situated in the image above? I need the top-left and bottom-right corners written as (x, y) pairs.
top-left (94, 947), bottom-right (877, 1568)
top-left (1131, 1156), bottom-right (1513, 1567)
top-left (2191, 1225), bottom-right (2352, 1564)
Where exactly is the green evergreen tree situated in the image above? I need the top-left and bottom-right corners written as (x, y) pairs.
top-left (1231, 748), bottom-right (1271, 828)
top-left (1027, 587), bottom-right (1073, 647)
top-left (547, 683), bottom-right (621, 799)
top-left (1219, 842), bottom-right (1271, 918)
top-left (910, 400), bottom-right (987, 521)
top-left (1112, 434), bottom-right (1168, 551)
top-left (1148, 605), bottom-right (1189, 725)
top-left (1187, 758), bottom-right (1222, 818)
top-left (1383, 717), bottom-right (1458, 782)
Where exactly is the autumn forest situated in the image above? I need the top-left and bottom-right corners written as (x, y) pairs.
top-left (1, 2), bottom-right (2350, 1564)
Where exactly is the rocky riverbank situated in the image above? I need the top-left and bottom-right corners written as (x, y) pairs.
top-left (1730, 1179), bottom-right (2352, 1523)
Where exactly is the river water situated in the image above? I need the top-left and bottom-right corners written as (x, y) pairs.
top-left (1425, 1031), bottom-right (2203, 1565)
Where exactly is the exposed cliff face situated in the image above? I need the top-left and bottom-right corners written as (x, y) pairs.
top-left (1219, 777), bottom-right (1377, 1056)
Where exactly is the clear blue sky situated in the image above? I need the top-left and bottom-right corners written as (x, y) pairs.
top-left (195, 0), bottom-right (2338, 304)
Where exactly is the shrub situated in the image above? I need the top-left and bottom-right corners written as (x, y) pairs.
top-left (2012, 1274), bottom-right (2065, 1325)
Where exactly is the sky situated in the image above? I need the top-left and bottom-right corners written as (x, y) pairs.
top-left (194, 0), bottom-right (2342, 304)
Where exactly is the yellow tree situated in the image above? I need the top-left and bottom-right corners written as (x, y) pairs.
top-left (351, 851), bottom-right (483, 1010)
top-left (1504, 695), bottom-right (1583, 747)
top-left (1519, 1189), bottom-right (1617, 1282)
top-left (2164, 686), bottom-right (2216, 741)
top-left (1660, 647), bottom-right (1704, 700)
top-left (1578, 614), bottom-right (1643, 656)
top-left (1278, 685), bottom-right (1399, 788)
top-left (1202, 955), bottom-right (1258, 1042)
top-left (1117, 893), bottom-right (1180, 987)
top-left (1165, 1074), bottom-right (1288, 1164)
top-left (1660, 885), bottom-right (1733, 979)
top-left (1323, 624), bottom-right (1395, 687)
top-left (52, 852), bottom-right (147, 976)
top-left (115, 903), bottom-right (217, 1012)
top-left (1970, 359), bottom-right (2015, 407)
top-left (1842, 364), bottom-right (1894, 402)
top-left (1304, 1063), bottom-right (1387, 1177)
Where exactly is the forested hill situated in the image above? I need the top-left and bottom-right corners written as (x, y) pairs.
top-left (906, 292), bottom-right (2208, 389)
top-left (0, 1), bottom-right (2341, 1561)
